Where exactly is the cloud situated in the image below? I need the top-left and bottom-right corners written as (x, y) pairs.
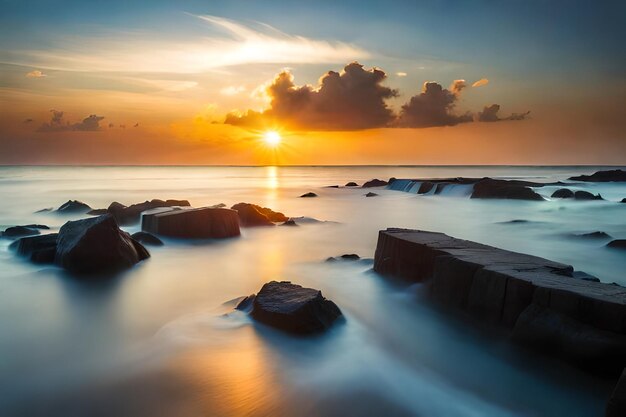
top-left (37, 110), bottom-right (105, 132)
top-left (25, 70), bottom-right (46, 78)
top-left (450, 79), bottom-right (467, 95)
top-left (220, 85), bottom-right (247, 96)
top-left (225, 62), bottom-right (398, 130)
top-left (396, 81), bottom-right (472, 128)
top-left (472, 78), bottom-right (489, 88)
top-left (8, 15), bottom-right (369, 74)
top-left (477, 104), bottom-right (530, 122)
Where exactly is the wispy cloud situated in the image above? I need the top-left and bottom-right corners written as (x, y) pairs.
top-left (25, 70), bottom-right (46, 78)
top-left (7, 15), bottom-right (370, 74)
top-left (472, 78), bottom-right (489, 87)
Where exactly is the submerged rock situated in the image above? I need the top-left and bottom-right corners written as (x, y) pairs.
top-left (569, 169), bottom-right (626, 182)
top-left (280, 219), bottom-right (298, 227)
top-left (573, 231), bottom-right (612, 239)
top-left (607, 240), bottom-right (626, 250)
top-left (574, 190), bottom-right (603, 200)
top-left (418, 182), bottom-right (435, 194)
top-left (131, 231), bottom-right (164, 246)
top-left (56, 215), bottom-right (149, 274)
top-left (551, 188), bottom-right (574, 198)
top-left (471, 179), bottom-right (544, 201)
top-left (365, 192), bottom-right (378, 197)
top-left (362, 179), bottom-right (388, 188)
top-left (231, 202), bottom-right (287, 227)
top-left (56, 200), bottom-right (92, 214)
top-left (10, 233), bottom-right (58, 264)
top-left (325, 254), bottom-right (361, 262)
top-left (621, 198), bottom-right (626, 203)
top-left (345, 182), bottom-right (358, 187)
top-left (300, 192), bottom-right (318, 198)
top-left (142, 207), bottom-right (240, 239)
top-left (236, 281), bottom-right (341, 334)
top-left (1, 224), bottom-right (49, 238)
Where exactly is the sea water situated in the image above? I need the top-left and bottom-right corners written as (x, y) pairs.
top-left (0, 165), bottom-right (624, 416)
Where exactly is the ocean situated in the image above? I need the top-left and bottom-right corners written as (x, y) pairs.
top-left (0, 165), bottom-right (624, 416)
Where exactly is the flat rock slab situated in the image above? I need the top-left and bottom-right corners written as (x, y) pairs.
top-left (237, 281), bottom-right (342, 334)
top-left (374, 228), bottom-right (626, 375)
top-left (141, 207), bottom-right (240, 239)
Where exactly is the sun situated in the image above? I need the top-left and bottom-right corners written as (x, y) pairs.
top-left (263, 131), bottom-right (281, 147)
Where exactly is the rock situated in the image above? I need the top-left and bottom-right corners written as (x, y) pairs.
top-left (90, 199), bottom-right (191, 225)
top-left (365, 192), bottom-right (378, 197)
top-left (141, 207), bottom-right (240, 239)
top-left (574, 190), bottom-right (603, 200)
top-left (56, 200), bottom-right (92, 213)
top-left (87, 208), bottom-right (109, 215)
top-left (569, 169), bottom-right (626, 182)
top-left (236, 281), bottom-right (342, 334)
top-left (345, 182), bottom-right (358, 187)
top-left (10, 233), bottom-right (58, 263)
top-left (621, 198), bottom-right (626, 203)
top-left (471, 179), bottom-right (544, 201)
top-left (35, 207), bottom-right (53, 213)
top-left (1, 224), bottom-right (49, 238)
top-left (607, 369), bottom-right (626, 417)
top-left (572, 271), bottom-right (601, 282)
top-left (418, 182), bottom-right (435, 194)
top-left (280, 219), bottom-right (298, 226)
top-left (362, 179), bottom-right (388, 188)
top-left (325, 257), bottom-right (338, 262)
top-left (607, 240), bottom-right (626, 250)
top-left (325, 185), bottom-right (339, 188)
top-left (300, 192), bottom-right (318, 198)
top-left (131, 231), bottom-right (164, 246)
top-left (340, 254), bottom-right (360, 260)
top-left (573, 231), bottom-right (612, 239)
top-left (231, 202), bottom-right (287, 226)
top-left (55, 215), bottom-right (149, 274)
top-left (551, 188), bottom-right (574, 198)
top-left (374, 228), bottom-right (626, 375)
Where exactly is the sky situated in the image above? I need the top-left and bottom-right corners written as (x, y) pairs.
top-left (0, 0), bottom-right (624, 165)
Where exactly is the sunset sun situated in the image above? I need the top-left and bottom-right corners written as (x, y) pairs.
top-left (263, 131), bottom-right (282, 147)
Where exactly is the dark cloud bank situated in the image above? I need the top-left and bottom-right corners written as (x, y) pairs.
top-left (37, 110), bottom-right (105, 132)
top-left (226, 62), bottom-right (528, 131)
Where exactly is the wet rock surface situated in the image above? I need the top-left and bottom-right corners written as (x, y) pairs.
top-left (231, 202), bottom-right (287, 226)
top-left (374, 228), bottom-right (626, 375)
top-left (55, 215), bottom-right (149, 274)
top-left (362, 179), bottom-right (388, 188)
top-left (569, 169), bottom-right (626, 182)
top-left (236, 281), bottom-right (342, 334)
top-left (131, 231), bottom-right (164, 246)
top-left (141, 207), bottom-right (240, 239)
top-left (10, 233), bottom-right (58, 264)
top-left (56, 200), bottom-right (92, 214)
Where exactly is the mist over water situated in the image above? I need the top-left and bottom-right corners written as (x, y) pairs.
top-left (0, 166), bottom-right (624, 416)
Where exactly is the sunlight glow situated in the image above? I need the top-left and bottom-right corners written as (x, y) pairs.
top-left (263, 131), bottom-right (282, 147)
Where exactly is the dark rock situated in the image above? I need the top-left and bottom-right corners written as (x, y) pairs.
top-left (55, 215), bottom-right (149, 274)
top-left (340, 254), bottom-right (361, 260)
top-left (325, 185), bottom-right (339, 188)
top-left (418, 181), bottom-right (435, 194)
top-left (280, 219), bottom-right (298, 226)
top-left (551, 188), bottom-right (574, 198)
top-left (141, 207), bottom-right (240, 239)
top-left (234, 294), bottom-right (256, 313)
top-left (574, 231), bottom-right (612, 239)
top-left (572, 271), bottom-right (601, 282)
top-left (300, 192), bottom-right (318, 198)
top-left (569, 169), bottom-right (626, 182)
top-left (499, 219), bottom-right (530, 224)
top-left (2, 224), bottom-right (49, 238)
top-left (131, 231), bottom-right (164, 246)
top-left (362, 179), bottom-right (388, 188)
top-left (374, 228), bottom-right (626, 375)
top-left (471, 179), bottom-right (544, 201)
top-left (607, 368), bottom-right (626, 417)
top-left (231, 202), bottom-right (287, 226)
top-left (35, 207), bottom-right (53, 213)
top-left (325, 257), bottom-right (337, 262)
top-left (87, 208), bottom-right (109, 215)
top-left (607, 240), bottom-right (626, 250)
top-left (56, 200), bottom-right (92, 213)
top-left (237, 281), bottom-right (342, 334)
top-left (345, 182), bottom-right (358, 187)
top-left (10, 233), bottom-right (58, 264)
top-left (90, 199), bottom-right (191, 225)
top-left (365, 192), bottom-right (378, 197)
top-left (574, 190), bottom-right (603, 200)
top-left (621, 198), bottom-right (626, 203)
